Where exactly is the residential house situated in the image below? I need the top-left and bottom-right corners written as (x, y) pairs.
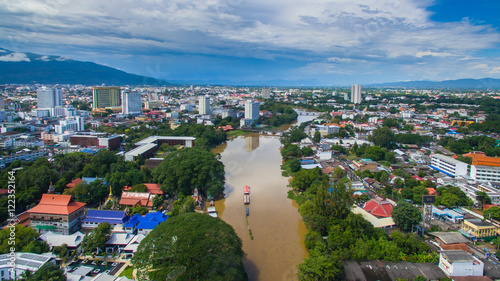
top-left (438, 250), bottom-right (483, 277)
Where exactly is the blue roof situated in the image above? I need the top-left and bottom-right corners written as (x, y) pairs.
top-left (86, 210), bottom-right (125, 219)
top-left (124, 214), bottom-right (142, 228)
top-left (84, 210), bottom-right (128, 224)
top-left (137, 212), bottom-right (168, 230)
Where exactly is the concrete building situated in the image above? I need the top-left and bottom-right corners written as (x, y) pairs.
top-left (122, 91), bottom-right (142, 115)
top-left (468, 154), bottom-right (500, 183)
top-left (245, 100), bottom-right (260, 121)
top-left (351, 84), bottom-right (362, 104)
top-left (459, 183), bottom-right (500, 206)
top-left (261, 88), bottom-right (271, 98)
top-left (37, 87), bottom-right (62, 109)
top-left (70, 133), bottom-right (121, 150)
top-left (124, 136), bottom-right (195, 161)
top-left (438, 250), bottom-right (483, 277)
top-left (0, 253), bottom-right (54, 280)
top-left (460, 219), bottom-right (499, 241)
top-left (55, 116), bottom-right (85, 134)
top-left (28, 194), bottom-right (86, 235)
top-left (92, 86), bottom-right (121, 110)
top-left (198, 95), bottom-right (211, 115)
top-left (430, 154), bottom-right (468, 177)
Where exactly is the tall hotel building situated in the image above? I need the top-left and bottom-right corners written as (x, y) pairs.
top-left (92, 86), bottom-right (121, 110)
top-left (122, 91), bottom-right (142, 115)
top-left (37, 88), bottom-right (63, 109)
top-left (351, 84), bottom-right (362, 104)
top-left (245, 100), bottom-right (260, 121)
top-left (199, 95), bottom-right (212, 115)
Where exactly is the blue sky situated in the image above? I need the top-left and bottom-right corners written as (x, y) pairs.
top-left (0, 0), bottom-right (500, 86)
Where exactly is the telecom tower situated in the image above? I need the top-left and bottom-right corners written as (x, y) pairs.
top-left (422, 195), bottom-right (435, 230)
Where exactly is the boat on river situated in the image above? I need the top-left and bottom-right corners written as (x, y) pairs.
top-left (244, 185), bottom-right (250, 194)
top-left (245, 206), bottom-right (249, 216)
top-left (243, 194), bottom-right (250, 204)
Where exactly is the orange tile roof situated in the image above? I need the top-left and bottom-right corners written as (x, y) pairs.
top-left (469, 155), bottom-right (500, 167)
top-left (27, 194), bottom-right (86, 215)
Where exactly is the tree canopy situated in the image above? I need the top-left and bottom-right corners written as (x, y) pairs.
top-left (152, 148), bottom-right (225, 198)
top-left (0, 225), bottom-right (49, 254)
top-left (392, 202), bottom-right (422, 232)
top-left (132, 212), bottom-right (247, 281)
top-left (369, 126), bottom-right (396, 149)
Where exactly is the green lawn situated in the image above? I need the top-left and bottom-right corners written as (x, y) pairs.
top-left (119, 266), bottom-right (134, 279)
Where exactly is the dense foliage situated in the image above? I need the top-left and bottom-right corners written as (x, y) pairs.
top-left (0, 225), bottom-right (49, 254)
top-left (258, 100), bottom-right (299, 127)
top-left (20, 262), bottom-right (66, 281)
top-left (132, 213), bottom-right (247, 281)
top-left (152, 148), bottom-right (225, 198)
top-left (82, 222), bottom-right (111, 254)
top-left (391, 202), bottom-right (422, 232)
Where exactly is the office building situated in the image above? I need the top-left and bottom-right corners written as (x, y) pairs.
top-left (261, 88), bottom-right (271, 98)
top-left (245, 100), bottom-right (260, 121)
top-left (37, 88), bottom-right (62, 109)
top-left (122, 91), bottom-right (142, 115)
top-left (438, 250), bottom-right (483, 277)
top-left (430, 154), bottom-right (468, 177)
top-left (92, 86), bottom-right (121, 110)
top-left (199, 95), bottom-right (211, 115)
top-left (55, 116), bottom-right (85, 134)
top-left (70, 133), bottom-right (121, 150)
top-left (351, 84), bottom-right (362, 104)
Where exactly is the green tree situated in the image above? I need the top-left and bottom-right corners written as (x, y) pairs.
top-left (152, 148), bottom-right (225, 198)
top-left (152, 195), bottom-right (165, 210)
top-left (20, 262), bottom-right (66, 281)
top-left (313, 131), bottom-right (321, 143)
top-left (130, 205), bottom-right (149, 216)
top-left (484, 206), bottom-right (500, 221)
top-left (288, 158), bottom-right (302, 173)
top-left (291, 168), bottom-right (328, 192)
top-left (0, 225), bottom-right (49, 254)
top-left (82, 222), bottom-right (110, 254)
top-left (132, 213), bottom-right (247, 281)
top-left (298, 243), bottom-right (342, 281)
top-left (369, 127), bottom-right (396, 149)
top-left (302, 146), bottom-right (314, 156)
top-left (53, 243), bottom-right (69, 260)
top-left (392, 202), bottom-right (422, 232)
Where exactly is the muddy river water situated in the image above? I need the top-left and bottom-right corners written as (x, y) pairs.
top-left (212, 115), bottom-right (316, 281)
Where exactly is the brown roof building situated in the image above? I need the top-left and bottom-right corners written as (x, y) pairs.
top-left (28, 194), bottom-right (86, 235)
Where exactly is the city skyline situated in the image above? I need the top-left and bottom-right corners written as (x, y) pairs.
top-left (1, 0), bottom-right (500, 86)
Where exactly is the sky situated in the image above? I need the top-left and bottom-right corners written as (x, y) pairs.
top-left (0, 0), bottom-right (500, 86)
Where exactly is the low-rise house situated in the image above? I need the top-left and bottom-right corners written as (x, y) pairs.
top-left (123, 212), bottom-right (168, 235)
top-left (352, 159), bottom-right (378, 173)
top-left (40, 231), bottom-right (85, 255)
top-left (122, 234), bottom-right (145, 259)
top-left (105, 233), bottom-right (135, 254)
top-left (362, 198), bottom-right (394, 218)
top-left (438, 250), bottom-right (483, 277)
top-left (0, 253), bottom-right (54, 280)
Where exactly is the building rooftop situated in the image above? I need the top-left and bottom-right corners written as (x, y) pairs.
top-left (27, 194), bottom-right (86, 215)
top-left (465, 219), bottom-right (495, 228)
top-left (429, 232), bottom-right (470, 244)
top-left (432, 153), bottom-right (464, 165)
top-left (441, 250), bottom-right (474, 263)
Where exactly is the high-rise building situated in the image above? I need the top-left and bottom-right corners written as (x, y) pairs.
top-left (199, 95), bottom-right (211, 115)
top-left (245, 100), bottom-right (260, 121)
top-left (122, 91), bottom-right (142, 115)
top-left (92, 87), bottom-right (121, 110)
top-left (351, 84), bottom-right (362, 104)
top-left (261, 88), bottom-right (271, 98)
top-left (37, 88), bottom-right (62, 109)
top-left (55, 116), bottom-right (85, 134)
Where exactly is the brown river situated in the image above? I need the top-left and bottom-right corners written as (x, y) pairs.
top-left (212, 115), bottom-right (316, 281)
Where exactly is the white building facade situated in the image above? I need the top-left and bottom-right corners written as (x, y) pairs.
top-left (351, 84), bottom-right (361, 104)
top-left (37, 88), bottom-right (62, 109)
top-left (122, 91), bottom-right (142, 115)
top-left (430, 154), bottom-right (468, 177)
top-left (199, 95), bottom-right (211, 115)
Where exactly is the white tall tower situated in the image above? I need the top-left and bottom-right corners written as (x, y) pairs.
top-left (351, 84), bottom-right (361, 104)
top-left (245, 100), bottom-right (260, 121)
top-left (37, 88), bottom-right (62, 109)
top-left (199, 95), bottom-right (211, 115)
top-left (122, 91), bottom-right (142, 115)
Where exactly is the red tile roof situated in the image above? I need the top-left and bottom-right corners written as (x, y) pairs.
top-left (426, 188), bottom-right (438, 195)
top-left (119, 192), bottom-right (151, 207)
top-left (66, 178), bottom-right (82, 188)
top-left (363, 199), bottom-right (393, 218)
top-left (27, 194), bottom-right (86, 215)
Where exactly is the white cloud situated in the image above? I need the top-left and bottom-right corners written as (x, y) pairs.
top-left (0, 53), bottom-right (30, 62)
top-left (1, 0), bottom-right (500, 82)
top-left (36, 55), bottom-right (50, 61)
top-left (415, 50), bottom-right (456, 58)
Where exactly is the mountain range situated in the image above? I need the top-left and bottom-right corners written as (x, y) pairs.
top-left (0, 48), bottom-right (167, 85)
top-left (1, 47), bottom-right (500, 88)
